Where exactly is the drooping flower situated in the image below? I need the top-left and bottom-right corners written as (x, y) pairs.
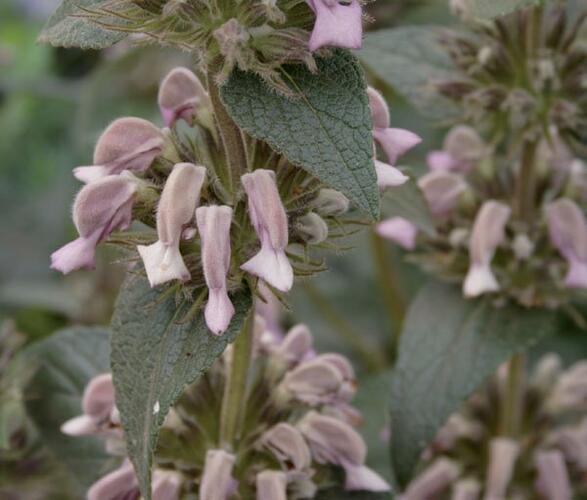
top-left (418, 171), bottom-right (467, 219)
top-left (138, 163), bottom-right (206, 287)
top-left (261, 423), bottom-right (313, 472)
top-left (256, 470), bottom-right (287, 500)
top-left (241, 169), bottom-right (294, 292)
top-left (51, 175), bottom-right (137, 274)
top-left (306, 0), bottom-right (363, 52)
top-left (74, 117), bottom-right (164, 183)
top-left (368, 87), bottom-right (422, 165)
top-left (548, 361), bottom-right (587, 411)
top-left (403, 458), bottom-right (460, 499)
top-left (158, 67), bottom-right (209, 127)
top-left (427, 125), bottom-right (486, 173)
top-left (199, 449), bottom-right (237, 500)
top-left (196, 205), bottom-right (235, 335)
top-left (545, 198), bottom-right (587, 288)
top-left (534, 450), bottom-right (571, 500)
top-left (376, 217), bottom-right (418, 250)
top-left (298, 411), bottom-right (391, 492)
top-left (484, 437), bottom-right (520, 500)
top-left (463, 200), bottom-right (511, 297)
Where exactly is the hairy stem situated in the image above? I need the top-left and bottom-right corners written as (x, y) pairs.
top-left (514, 140), bottom-right (538, 223)
top-left (500, 353), bottom-right (525, 437)
top-left (219, 311), bottom-right (254, 449)
top-left (206, 72), bottom-right (249, 194)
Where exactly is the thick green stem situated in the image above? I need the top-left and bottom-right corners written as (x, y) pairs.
top-left (206, 72), bottom-right (249, 193)
top-left (500, 353), bottom-right (525, 437)
top-left (219, 311), bottom-right (254, 449)
top-left (514, 140), bottom-right (538, 223)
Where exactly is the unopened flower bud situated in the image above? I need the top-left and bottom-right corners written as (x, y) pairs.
top-left (138, 163), bottom-right (206, 287)
top-left (87, 460), bottom-right (139, 500)
top-left (377, 217), bottom-right (418, 250)
top-left (375, 160), bottom-right (409, 189)
top-left (74, 117), bottom-right (164, 183)
top-left (199, 449), bottom-right (237, 500)
top-left (272, 324), bottom-right (314, 366)
top-left (256, 470), bottom-right (287, 500)
top-left (534, 450), bottom-right (571, 500)
top-left (546, 198), bottom-right (587, 289)
top-left (261, 423), bottom-right (312, 471)
top-left (196, 205), bottom-right (235, 335)
top-left (549, 361), bottom-right (587, 411)
top-left (152, 469), bottom-right (183, 500)
top-left (444, 125), bottom-right (487, 166)
top-left (484, 437), bottom-right (519, 500)
top-left (214, 18), bottom-right (250, 58)
top-left (533, 354), bottom-right (562, 391)
top-left (295, 212), bottom-right (328, 244)
top-left (158, 67), bottom-right (208, 127)
top-left (51, 176), bottom-right (137, 275)
top-left (449, 227), bottom-right (469, 248)
top-left (418, 171), bottom-right (467, 219)
top-left (512, 233), bottom-right (534, 260)
top-left (280, 357), bottom-right (343, 405)
top-left (449, 0), bottom-right (473, 21)
top-left (311, 188), bottom-right (350, 216)
top-left (298, 411), bottom-right (390, 492)
top-left (463, 201), bottom-right (511, 297)
top-left (307, 0), bottom-right (363, 52)
top-left (241, 169), bottom-right (293, 292)
top-left (452, 478), bottom-right (481, 500)
top-left (404, 458), bottom-right (460, 499)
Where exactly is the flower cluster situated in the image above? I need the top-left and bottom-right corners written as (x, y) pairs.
top-left (74, 0), bottom-right (365, 93)
top-left (61, 319), bottom-right (390, 499)
top-left (400, 355), bottom-right (587, 500)
top-left (50, 65), bottom-right (358, 335)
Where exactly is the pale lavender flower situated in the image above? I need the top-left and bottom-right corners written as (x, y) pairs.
top-left (158, 67), bottom-right (209, 127)
top-left (261, 423), bottom-right (313, 472)
top-left (281, 358), bottom-right (344, 405)
top-left (315, 353), bottom-right (357, 401)
top-left (368, 87), bottom-right (422, 165)
top-left (61, 373), bottom-right (120, 437)
top-left (298, 411), bottom-right (391, 492)
top-left (51, 176), bottom-right (137, 274)
top-left (452, 478), bottom-right (481, 500)
top-left (196, 205), bottom-right (235, 335)
top-left (427, 126), bottom-right (486, 174)
top-left (376, 217), bottom-right (418, 250)
top-left (87, 460), bottom-right (139, 500)
top-left (418, 171), bottom-right (467, 219)
top-left (199, 449), bottom-right (237, 500)
top-left (534, 450), bottom-right (571, 500)
top-left (463, 201), bottom-right (511, 298)
top-left (306, 0), bottom-right (363, 52)
top-left (256, 470), bottom-right (287, 500)
top-left (552, 418), bottom-right (587, 470)
top-left (427, 151), bottom-right (464, 173)
top-left (138, 163), bottom-right (206, 287)
top-left (241, 169), bottom-right (293, 292)
top-left (74, 117), bottom-right (164, 183)
top-left (403, 458), bottom-right (460, 500)
top-left (546, 198), bottom-right (587, 288)
top-left (272, 324), bottom-right (314, 366)
top-left (484, 437), bottom-right (519, 500)
top-left (375, 159), bottom-right (410, 189)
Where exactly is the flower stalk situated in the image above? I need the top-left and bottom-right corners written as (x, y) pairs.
top-left (500, 353), bottom-right (525, 438)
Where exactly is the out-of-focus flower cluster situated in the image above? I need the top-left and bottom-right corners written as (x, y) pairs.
top-left (50, 65), bottom-right (362, 335)
top-left (69, 0), bottom-right (365, 93)
top-left (61, 318), bottom-right (390, 499)
top-left (400, 355), bottom-right (587, 500)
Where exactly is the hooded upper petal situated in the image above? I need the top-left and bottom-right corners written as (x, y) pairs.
top-left (376, 217), bottom-right (418, 250)
top-left (158, 67), bottom-right (209, 127)
top-left (307, 0), bottom-right (363, 52)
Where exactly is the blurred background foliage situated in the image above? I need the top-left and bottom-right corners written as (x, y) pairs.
top-left (1, 0), bottom-right (586, 497)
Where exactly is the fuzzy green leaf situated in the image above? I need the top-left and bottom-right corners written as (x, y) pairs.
top-left (472, 0), bottom-right (545, 19)
top-left (360, 27), bottom-right (460, 121)
top-left (39, 0), bottom-right (126, 49)
top-left (111, 274), bottom-right (253, 500)
top-left (22, 327), bottom-right (114, 495)
top-left (382, 179), bottom-right (436, 237)
top-left (390, 281), bottom-right (557, 486)
top-left (221, 50), bottom-right (380, 219)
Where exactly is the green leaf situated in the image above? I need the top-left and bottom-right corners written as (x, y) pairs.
top-left (360, 27), bottom-right (460, 121)
top-left (111, 273), bottom-right (253, 500)
top-left (390, 281), bottom-right (557, 485)
top-left (39, 0), bottom-right (126, 49)
top-left (221, 50), bottom-right (380, 219)
top-left (22, 327), bottom-right (114, 495)
top-left (472, 0), bottom-right (545, 19)
top-left (316, 488), bottom-right (393, 500)
top-left (382, 179), bottom-right (436, 237)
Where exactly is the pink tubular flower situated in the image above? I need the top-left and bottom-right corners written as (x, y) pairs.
top-left (427, 125), bottom-right (486, 174)
top-left (306, 0), bottom-right (363, 52)
top-left (138, 163), bottom-right (206, 287)
top-left (375, 160), bottom-right (409, 189)
top-left (376, 217), bottom-right (418, 250)
top-left (368, 88), bottom-right (422, 164)
top-left (61, 373), bottom-right (120, 437)
top-left (256, 470), bottom-right (287, 500)
top-left (199, 449), bottom-right (237, 500)
top-left (261, 423), bottom-right (312, 472)
top-left (241, 169), bottom-right (293, 292)
top-left (196, 205), bottom-right (235, 335)
top-left (74, 117), bottom-right (164, 183)
top-left (403, 458), bottom-right (460, 499)
top-left (534, 450), bottom-right (571, 500)
top-left (158, 67), bottom-right (209, 127)
top-left (418, 171), bottom-right (467, 219)
top-left (298, 411), bottom-right (391, 492)
top-left (484, 437), bottom-right (519, 500)
top-left (545, 198), bottom-right (587, 288)
top-left (51, 175), bottom-right (137, 275)
top-left (463, 201), bottom-right (511, 298)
